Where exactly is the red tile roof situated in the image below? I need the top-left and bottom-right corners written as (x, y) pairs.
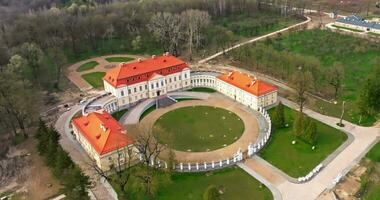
top-left (72, 110), bottom-right (133, 155)
top-left (218, 71), bottom-right (277, 96)
top-left (103, 54), bottom-right (188, 87)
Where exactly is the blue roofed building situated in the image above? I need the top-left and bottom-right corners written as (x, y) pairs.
top-left (334, 15), bottom-right (380, 35)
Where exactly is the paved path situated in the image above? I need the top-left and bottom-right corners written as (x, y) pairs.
top-left (120, 91), bottom-right (211, 125)
top-left (55, 104), bottom-right (116, 200)
top-left (137, 94), bottom-right (262, 163)
top-left (241, 97), bottom-right (380, 200)
top-left (66, 54), bottom-right (142, 91)
top-left (198, 16), bottom-right (311, 64)
top-left (238, 163), bottom-right (283, 200)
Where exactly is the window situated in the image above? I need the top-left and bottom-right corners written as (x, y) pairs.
top-left (161, 81), bottom-right (164, 86)
top-left (134, 88), bottom-right (137, 93)
top-left (151, 83), bottom-right (154, 89)
top-left (128, 89), bottom-right (131, 94)
top-left (140, 86), bottom-right (142, 91)
top-left (145, 85), bottom-right (148, 90)
top-left (156, 82), bottom-right (159, 88)
top-left (120, 90), bottom-right (124, 96)
top-left (174, 77), bottom-right (176, 81)
top-left (185, 74), bottom-right (187, 78)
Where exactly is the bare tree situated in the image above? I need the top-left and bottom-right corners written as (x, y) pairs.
top-left (328, 62), bottom-right (344, 99)
top-left (181, 9), bottom-right (210, 61)
top-left (291, 68), bottom-right (314, 113)
top-left (131, 125), bottom-right (166, 196)
top-left (148, 12), bottom-right (183, 55)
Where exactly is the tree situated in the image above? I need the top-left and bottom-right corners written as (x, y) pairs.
top-left (293, 112), bottom-right (304, 137)
top-left (148, 12), bottom-right (183, 55)
top-left (328, 62), bottom-right (344, 99)
top-left (181, 9), bottom-right (210, 60)
top-left (16, 42), bottom-right (44, 81)
top-left (272, 101), bottom-right (285, 128)
top-left (304, 121), bottom-right (317, 144)
top-left (290, 69), bottom-right (314, 113)
top-left (203, 185), bottom-right (221, 200)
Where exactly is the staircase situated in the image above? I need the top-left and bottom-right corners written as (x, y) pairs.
top-left (156, 95), bottom-right (178, 108)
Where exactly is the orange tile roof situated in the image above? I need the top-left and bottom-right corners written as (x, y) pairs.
top-left (72, 110), bottom-right (133, 155)
top-left (218, 71), bottom-right (277, 96)
top-left (103, 54), bottom-right (188, 87)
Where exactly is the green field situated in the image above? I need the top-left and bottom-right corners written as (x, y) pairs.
top-left (76, 61), bottom-right (99, 72)
top-left (259, 106), bottom-right (347, 177)
top-left (111, 167), bottom-right (273, 200)
top-left (232, 29), bottom-right (380, 126)
top-left (140, 104), bottom-right (156, 121)
top-left (111, 109), bottom-right (128, 121)
top-left (105, 57), bottom-right (134, 63)
top-left (154, 106), bottom-right (244, 152)
top-left (187, 87), bottom-right (216, 93)
top-left (81, 72), bottom-right (106, 89)
top-left (366, 141), bottom-right (380, 162)
top-left (332, 24), bottom-right (365, 32)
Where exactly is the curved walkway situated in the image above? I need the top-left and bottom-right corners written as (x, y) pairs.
top-left (120, 91), bottom-right (211, 125)
top-left (241, 97), bottom-right (380, 200)
top-left (138, 94), bottom-right (262, 163)
top-left (66, 54), bottom-right (143, 91)
top-left (198, 16), bottom-right (311, 64)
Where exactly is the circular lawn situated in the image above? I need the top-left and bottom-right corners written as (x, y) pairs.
top-left (153, 106), bottom-right (245, 152)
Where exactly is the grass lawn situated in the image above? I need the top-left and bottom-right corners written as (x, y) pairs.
top-left (154, 106), bottom-right (244, 152)
top-left (187, 87), bottom-right (216, 93)
top-left (111, 167), bottom-right (273, 200)
top-left (111, 109), bottom-right (128, 121)
top-left (233, 29), bottom-right (380, 126)
top-left (81, 72), bottom-right (106, 89)
top-left (76, 61), bottom-right (99, 72)
top-left (332, 25), bottom-right (365, 32)
top-left (368, 32), bottom-right (380, 37)
top-left (140, 104), bottom-right (156, 121)
top-left (366, 141), bottom-right (380, 162)
top-left (105, 56), bottom-right (134, 63)
top-left (259, 106), bottom-right (347, 178)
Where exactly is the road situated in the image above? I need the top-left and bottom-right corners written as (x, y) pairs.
top-left (239, 97), bottom-right (380, 200)
top-left (197, 16), bottom-right (311, 64)
top-left (55, 104), bottom-right (117, 200)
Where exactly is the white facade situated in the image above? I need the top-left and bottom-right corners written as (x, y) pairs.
top-left (72, 124), bottom-right (136, 171)
top-left (104, 68), bottom-right (191, 109)
top-left (190, 73), bottom-right (278, 110)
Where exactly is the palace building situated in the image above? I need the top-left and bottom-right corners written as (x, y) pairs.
top-left (103, 53), bottom-right (191, 109)
top-left (215, 71), bottom-right (277, 109)
top-left (334, 15), bottom-right (380, 34)
top-left (71, 110), bottom-right (135, 171)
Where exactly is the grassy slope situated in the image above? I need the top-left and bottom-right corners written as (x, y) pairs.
top-left (256, 29), bottom-right (379, 126)
top-left (111, 109), bottom-right (128, 121)
top-left (259, 106), bottom-right (347, 177)
top-left (187, 87), bottom-right (216, 93)
top-left (154, 106), bottom-right (244, 152)
top-left (81, 72), bottom-right (106, 89)
top-left (105, 57), bottom-right (134, 63)
top-left (111, 167), bottom-right (272, 200)
top-left (76, 61), bottom-right (99, 72)
top-left (158, 167), bottom-right (272, 200)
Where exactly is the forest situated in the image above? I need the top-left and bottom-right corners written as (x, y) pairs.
top-left (231, 29), bottom-right (380, 125)
top-left (0, 0), bottom-right (304, 156)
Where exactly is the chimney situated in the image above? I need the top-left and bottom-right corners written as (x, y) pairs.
top-left (152, 55), bottom-right (156, 59)
top-left (138, 58), bottom-right (142, 62)
top-left (165, 52), bottom-right (170, 56)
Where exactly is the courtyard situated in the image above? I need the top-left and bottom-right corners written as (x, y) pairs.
top-left (154, 106), bottom-right (245, 152)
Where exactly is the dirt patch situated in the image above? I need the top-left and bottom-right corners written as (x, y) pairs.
top-left (0, 138), bottom-right (61, 200)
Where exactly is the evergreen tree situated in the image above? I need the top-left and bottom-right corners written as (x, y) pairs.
top-left (63, 167), bottom-right (91, 200)
top-left (293, 113), bottom-right (304, 137)
top-left (304, 120), bottom-right (317, 144)
top-left (273, 102), bottom-right (285, 128)
top-left (53, 148), bottom-right (73, 177)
